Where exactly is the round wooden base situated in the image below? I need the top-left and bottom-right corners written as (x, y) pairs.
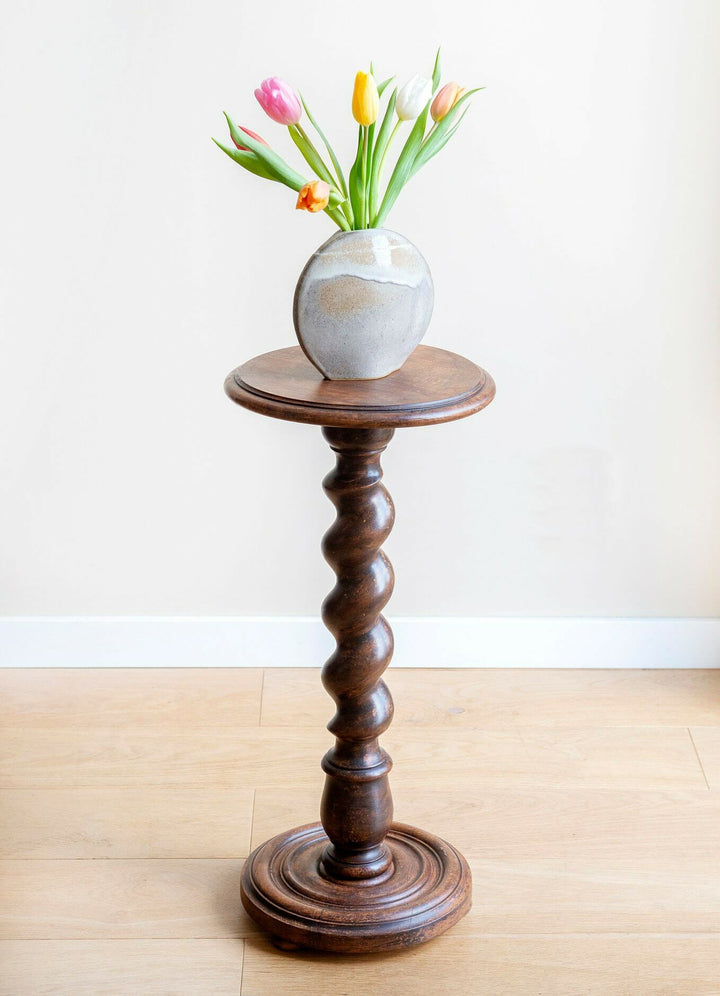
top-left (240, 822), bottom-right (472, 954)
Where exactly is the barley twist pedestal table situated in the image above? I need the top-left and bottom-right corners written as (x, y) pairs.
top-left (225, 344), bottom-right (495, 953)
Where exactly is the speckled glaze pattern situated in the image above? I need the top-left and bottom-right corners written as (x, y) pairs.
top-left (293, 229), bottom-right (434, 380)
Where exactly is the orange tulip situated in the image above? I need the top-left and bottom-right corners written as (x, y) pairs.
top-left (431, 81), bottom-right (463, 122)
top-left (296, 180), bottom-right (330, 213)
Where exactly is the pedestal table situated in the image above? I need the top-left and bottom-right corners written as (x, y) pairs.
top-left (225, 344), bottom-right (496, 953)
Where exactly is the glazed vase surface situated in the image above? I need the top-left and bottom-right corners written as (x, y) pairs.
top-left (293, 229), bottom-right (434, 380)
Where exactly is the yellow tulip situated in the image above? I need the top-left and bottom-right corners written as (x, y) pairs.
top-left (352, 71), bottom-right (379, 126)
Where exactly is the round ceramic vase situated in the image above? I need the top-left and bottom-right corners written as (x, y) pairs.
top-left (293, 228), bottom-right (434, 380)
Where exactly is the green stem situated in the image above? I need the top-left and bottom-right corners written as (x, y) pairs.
top-left (292, 123), bottom-right (353, 228)
top-left (364, 123), bottom-right (374, 228)
top-left (417, 120), bottom-right (438, 153)
top-left (300, 95), bottom-right (349, 198)
top-left (291, 124), bottom-right (336, 188)
top-left (326, 205), bottom-right (351, 231)
top-left (376, 119), bottom-right (403, 186)
top-left (360, 126), bottom-right (368, 230)
top-left (340, 198), bottom-right (354, 229)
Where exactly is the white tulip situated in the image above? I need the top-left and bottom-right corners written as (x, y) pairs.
top-left (395, 75), bottom-right (432, 121)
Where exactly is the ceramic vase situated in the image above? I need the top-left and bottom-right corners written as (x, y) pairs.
top-left (293, 229), bottom-right (434, 380)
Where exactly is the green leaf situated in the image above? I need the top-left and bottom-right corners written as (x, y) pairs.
top-left (348, 126), bottom-right (365, 229)
top-left (212, 138), bottom-right (280, 181)
top-left (326, 205), bottom-right (351, 230)
top-left (431, 47), bottom-right (442, 93)
top-left (411, 111), bottom-right (467, 176)
top-left (368, 87), bottom-right (397, 221)
top-left (288, 124), bottom-right (335, 187)
top-left (411, 88), bottom-right (482, 175)
top-left (215, 138), bottom-right (346, 230)
top-left (373, 100), bottom-right (430, 228)
top-left (327, 188), bottom-right (347, 208)
top-left (223, 111), bottom-right (306, 191)
top-left (377, 75), bottom-right (395, 97)
top-left (300, 94), bottom-right (349, 199)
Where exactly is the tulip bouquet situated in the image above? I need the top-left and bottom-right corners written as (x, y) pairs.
top-left (214, 50), bottom-right (480, 232)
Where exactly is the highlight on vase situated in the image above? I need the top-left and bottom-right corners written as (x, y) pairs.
top-left (213, 50), bottom-right (482, 232)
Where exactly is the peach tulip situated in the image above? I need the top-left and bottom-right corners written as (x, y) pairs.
top-left (296, 180), bottom-right (330, 212)
top-left (431, 81), bottom-right (463, 122)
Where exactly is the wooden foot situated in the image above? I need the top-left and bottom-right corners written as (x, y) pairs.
top-left (270, 937), bottom-right (305, 952)
top-left (241, 822), bottom-right (472, 954)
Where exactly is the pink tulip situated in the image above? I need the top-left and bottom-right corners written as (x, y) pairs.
top-left (254, 77), bottom-right (302, 126)
top-left (231, 126), bottom-right (269, 151)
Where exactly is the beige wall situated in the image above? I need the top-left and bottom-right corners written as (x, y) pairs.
top-left (1, 0), bottom-right (719, 619)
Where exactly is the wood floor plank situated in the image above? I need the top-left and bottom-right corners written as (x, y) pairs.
top-left (689, 727), bottom-right (720, 789)
top-left (0, 668), bottom-right (264, 729)
top-left (0, 938), bottom-right (243, 995)
top-left (1, 667), bottom-right (718, 994)
top-left (0, 859), bottom-right (258, 939)
top-left (251, 786), bottom-right (720, 861)
top-left (250, 787), bottom-right (720, 934)
top-left (241, 934), bottom-right (720, 996)
top-left (0, 727), bottom-right (324, 790)
top-left (383, 725), bottom-right (706, 791)
top-left (261, 667), bottom-right (720, 728)
top-left (0, 725), bottom-right (704, 790)
top-left (0, 787), bottom-right (253, 858)
top-left (461, 858), bottom-right (720, 933)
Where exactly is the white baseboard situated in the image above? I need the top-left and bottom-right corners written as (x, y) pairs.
top-left (0, 616), bottom-right (718, 668)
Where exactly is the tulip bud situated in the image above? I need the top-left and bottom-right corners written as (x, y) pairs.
top-left (431, 81), bottom-right (463, 122)
top-left (396, 75), bottom-right (432, 121)
top-left (352, 71), bottom-right (379, 126)
top-left (254, 77), bottom-right (302, 126)
top-left (231, 126), bottom-right (269, 151)
top-left (296, 180), bottom-right (330, 213)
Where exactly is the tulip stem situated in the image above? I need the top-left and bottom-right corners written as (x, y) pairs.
top-left (360, 126), bottom-right (368, 229)
top-left (299, 95), bottom-right (350, 199)
top-left (364, 122), bottom-right (375, 228)
top-left (418, 120), bottom-right (438, 152)
top-left (375, 118), bottom-right (403, 190)
top-left (292, 123), bottom-right (353, 228)
top-left (292, 124), bottom-right (336, 189)
top-left (326, 205), bottom-right (351, 231)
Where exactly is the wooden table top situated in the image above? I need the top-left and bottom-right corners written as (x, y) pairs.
top-left (225, 345), bottom-right (495, 428)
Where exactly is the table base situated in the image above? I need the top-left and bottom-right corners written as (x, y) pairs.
top-left (241, 822), bottom-right (472, 954)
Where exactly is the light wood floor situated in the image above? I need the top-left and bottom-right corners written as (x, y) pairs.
top-left (1, 667), bottom-right (720, 994)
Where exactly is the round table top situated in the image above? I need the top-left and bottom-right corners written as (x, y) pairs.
top-left (225, 345), bottom-right (495, 429)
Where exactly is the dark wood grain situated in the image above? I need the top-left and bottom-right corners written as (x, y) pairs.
top-left (225, 345), bottom-right (495, 428)
top-left (319, 428), bottom-right (396, 882)
top-left (241, 822), bottom-right (472, 954)
top-left (232, 346), bottom-right (492, 953)
top-left (240, 426), bottom-right (472, 952)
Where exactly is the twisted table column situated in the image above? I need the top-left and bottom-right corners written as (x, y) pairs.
top-left (239, 423), bottom-right (473, 952)
top-left (319, 427), bottom-right (396, 882)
